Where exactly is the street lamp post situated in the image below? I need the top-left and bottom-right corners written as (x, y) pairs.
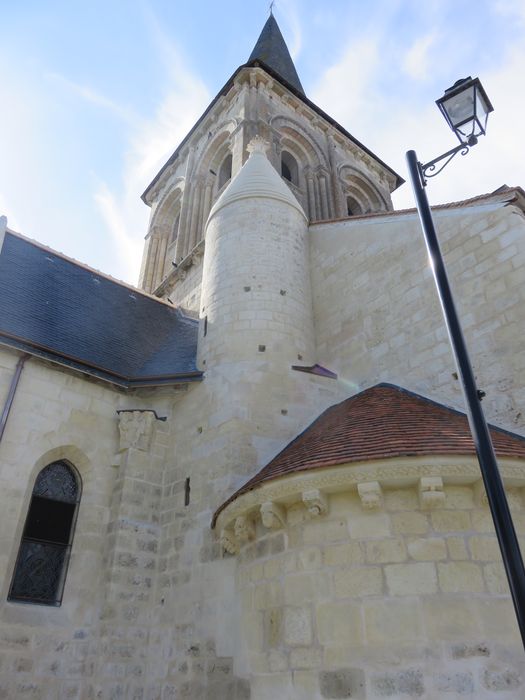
top-left (406, 77), bottom-right (525, 651)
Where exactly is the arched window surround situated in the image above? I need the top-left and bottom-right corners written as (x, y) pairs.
top-left (218, 153), bottom-right (233, 191)
top-left (281, 150), bottom-right (299, 186)
top-left (8, 461), bottom-right (82, 606)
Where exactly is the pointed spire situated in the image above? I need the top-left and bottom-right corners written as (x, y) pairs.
top-left (248, 14), bottom-right (305, 96)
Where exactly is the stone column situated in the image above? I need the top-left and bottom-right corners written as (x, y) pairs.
top-left (202, 181), bottom-right (213, 230)
top-left (306, 172), bottom-right (316, 221)
top-left (153, 231), bottom-right (168, 290)
top-left (175, 148), bottom-right (196, 262)
top-left (188, 181), bottom-right (203, 252)
top-left (144, 233), bottom-right (160, 292)
top-left (313, 174), bottom-right (322, 222)
top-left (319, 172), bottom-right (330, 220)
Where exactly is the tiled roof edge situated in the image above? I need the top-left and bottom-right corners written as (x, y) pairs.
top-left (0, 335), bottom-right (203, 389)
top-left (211, 382), bottom-right (525, 527)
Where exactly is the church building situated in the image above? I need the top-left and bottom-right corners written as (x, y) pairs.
top-left (0, 14), bottom-right (524, 699)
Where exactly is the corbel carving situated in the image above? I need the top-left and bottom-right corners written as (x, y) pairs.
top-left (220, 529), bottom-right (238, 555)
top-left (419, 476), bottom-right (445, 510)
top-left (302, 489), bottom-right (328, 517)
top-left (357, 481), bottom-right (383, 510)
top-left (234, 515), bottom-right (255, 543)
top-left (117, 411), bottom-right (156, 452)
top-left (474, 480), bottom-right (489, 507)
top-left (260, 501), bottom-right (286, 529)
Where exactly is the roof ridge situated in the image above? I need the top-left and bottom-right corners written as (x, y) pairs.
top-left (342, 382), bottom-right (525, 442)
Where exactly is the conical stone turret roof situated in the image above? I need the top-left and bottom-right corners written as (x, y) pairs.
top-left (248, 14), bottom-right (305, 95)
top-left (207, 137), bottom-right (306, 224)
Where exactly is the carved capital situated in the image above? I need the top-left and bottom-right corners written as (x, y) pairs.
top-left (357, 481), bottom-right (383, 510)
top-left (260, 501), bottom-right (286, 529)
top-left (234, 515), bottom-right (255, 543)
top-left (220, 528), bottom-right (238, 555)
top-left (419, 476), bottom-right (445, 510)
top-left (117, 411), bottom-right (156, 452)
top-left (302, 489), bottom-right (328, 517)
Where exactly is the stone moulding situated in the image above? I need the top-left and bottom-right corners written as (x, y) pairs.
top-left (117, 410), bottom-right (158, 452)
top-left (419, 476), bottom-right (445, 510)
top-left (260, 501), bottom-right (286, 529)
top-left (220, 528), bottom-right (238, 555)
top-left (302, 488), bottom-right (328, 516)
top-left (234, 515), bottom-right (255, 543)
top-left (214, 455), bottom-right (525, 552)
top-left (357, 480), bottom-right (383, 510)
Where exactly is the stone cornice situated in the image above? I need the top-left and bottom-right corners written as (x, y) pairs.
top-left (213, 455), bottom-right (525, 553)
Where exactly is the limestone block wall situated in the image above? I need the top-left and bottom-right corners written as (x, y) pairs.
top-left (201, 198), bottom-right (314, 369)
top-left (310, 201), bottom-right (525, 435)
top-left (0, 349), bottom-right (119, 697)
top-left (160, 251), bottom-right (204, 312)
top-left (0, 349), bottom-right (176, 698)
top-left (225, 460), bottom-right (525, 699)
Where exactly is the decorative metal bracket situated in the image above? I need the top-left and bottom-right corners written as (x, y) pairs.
top-left (419, 135), bottom-right (478, 186)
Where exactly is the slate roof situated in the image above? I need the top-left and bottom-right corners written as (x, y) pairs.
top-left (248, 14), bottom-right (305, 95)
top-left (212, 383), bottom-right (525, 525)
top-left (0, 232), bottom-right (202, 387)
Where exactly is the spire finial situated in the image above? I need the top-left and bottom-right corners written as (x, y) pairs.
top-left (269, 1), bottom-right (275, 16)
top-left (246, 136), bottom-right (270, 157)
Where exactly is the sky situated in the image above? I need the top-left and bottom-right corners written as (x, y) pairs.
top-left (1, 0), bottom-right (524, 285)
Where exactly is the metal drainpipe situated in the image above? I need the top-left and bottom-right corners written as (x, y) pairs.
top-left (0, 354), bottom-right (29, 445)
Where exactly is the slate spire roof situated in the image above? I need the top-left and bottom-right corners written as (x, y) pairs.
top-left (212, 384), bottom-right (525, 525)
top-left (248, 14), bottom-right (305, 95)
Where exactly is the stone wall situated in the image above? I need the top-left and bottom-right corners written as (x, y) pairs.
top-left (0, 349), bottom-right (175, 698)
top-left (232, 468), bottom-right (525, 699)
top-left (310, 201), bottom-right (525, 435)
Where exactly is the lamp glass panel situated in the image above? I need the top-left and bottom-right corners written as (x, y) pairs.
top-left (475, 91), bottom-right (490, 133)
top-left (456, 118), bottom-right (477, 139)
top-left (442, 85), bottom-right (476, 128)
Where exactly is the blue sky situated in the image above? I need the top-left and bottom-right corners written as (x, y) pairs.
top-left (1, 0), bottom-right (524, 283)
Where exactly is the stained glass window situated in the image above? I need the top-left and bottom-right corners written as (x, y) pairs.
top-left (8, 461), bottom-right (81, 605)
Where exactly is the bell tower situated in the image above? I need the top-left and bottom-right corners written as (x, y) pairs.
top-left (138, 14), bottom-right (402, 305)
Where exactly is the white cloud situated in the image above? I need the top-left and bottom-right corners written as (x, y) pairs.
top-left (492, 0), bottom-right (525, 24)
top-left (402, 32), bottom-right (439, 81)
top-left (310, 18), bottom-right (525, 212)
top-left (45, 72), bottom-right (139, 126)
top-left (275, 0), bottom-right (302, 60)
top-left (92, 14), bottom-right (211, 283)
top-left (310, 37), bottom-right (381, 131)
top-left (93, 182), bottom-right (143, 278)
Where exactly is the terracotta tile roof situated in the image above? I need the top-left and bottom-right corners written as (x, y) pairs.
top-left (212, 383), bottom-right (525, 525)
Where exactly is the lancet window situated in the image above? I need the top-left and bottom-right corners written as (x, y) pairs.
top-left (281, 151), bottom-right (299, 186)
top-left (218, 153), bottom-right (233, 190)
top-left (8, 461), bottom-right (81, 606)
